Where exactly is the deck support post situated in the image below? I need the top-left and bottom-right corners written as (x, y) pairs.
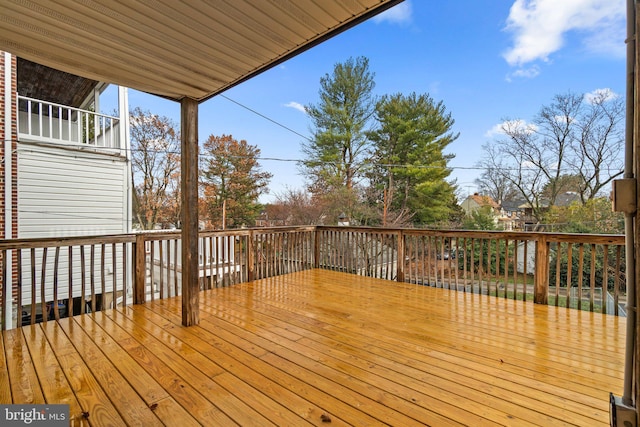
top-left (534, 235), bottom-right (549, 305)
top-left (181, 97), bottom-right (199, 326)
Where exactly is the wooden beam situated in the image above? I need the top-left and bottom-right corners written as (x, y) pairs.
top-left (181, 97), bottom-right (199, 326)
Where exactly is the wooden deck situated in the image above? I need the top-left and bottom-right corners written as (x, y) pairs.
top-left (1, 269), bottom-right (625, 426)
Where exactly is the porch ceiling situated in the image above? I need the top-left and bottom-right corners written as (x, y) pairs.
top-left (0, 0), bottom-right (402, 103)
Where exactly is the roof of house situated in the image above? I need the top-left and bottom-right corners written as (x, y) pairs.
top-left (465, 193), bottom-right (499, 209)
top-left (1, 1), bottom-right (401, 103)
top-left (501, 200), bottom-right (526, 211)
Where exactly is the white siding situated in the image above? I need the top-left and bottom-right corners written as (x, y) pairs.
top-left (17, 143), bottom-right (130, 305)
top-left (17, 143), bottom-right (128, 237)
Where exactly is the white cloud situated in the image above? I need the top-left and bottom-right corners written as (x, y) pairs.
top-left (505, 65), bottom-right (540, 82)
top-left (283, 101), bottom-right (307, 114)
top-left (584, 88), bottom-right (619, 104)
top-left (485, 123), bottom-right (507, 138)
top-left (372, 1), bottom-right (412, 25)
top-left (503, 0), bottom-right (625, 67)
top-left (485, 119), bottom-right (537, 137)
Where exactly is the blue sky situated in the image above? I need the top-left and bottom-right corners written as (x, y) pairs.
top-left (119, 0), bottom-right (626, 203)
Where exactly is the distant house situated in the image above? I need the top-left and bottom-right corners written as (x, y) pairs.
top-left (460, 193), bottom-right (500, 216)
top-left (518, 192), bottom-right (582, 230)
top-left (460, 193), bottom-right (505, 228)
top-left (499, 200), bottom-right (526, 231)
top-left (1, 53), bottom-right (132, 326)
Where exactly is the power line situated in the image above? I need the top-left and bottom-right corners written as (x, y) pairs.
top-left (219, 94), bottom-right (312, 142)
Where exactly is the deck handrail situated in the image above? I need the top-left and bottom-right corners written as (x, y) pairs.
top-left (17, 94), bottom-right (121, 149)
top-left (0, 227), bottom-right (627, 329)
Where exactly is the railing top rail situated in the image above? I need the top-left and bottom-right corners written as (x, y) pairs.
top-left (0, 226), bottom-right (624, 250)
top-left (0, 233), bottom-right (136, 250)
top-left (17, 94), bottom-right (119, 121)
top-left (315, 226), bottom-right (625, 244)
top-left (136, 225), bottom-right (317, 242)
top-left (250, 225), bottom-right (316, 233)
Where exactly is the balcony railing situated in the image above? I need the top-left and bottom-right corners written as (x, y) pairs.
top-left (17, 95), bottom-right (121, 149)
top-left (0, 227), bottom-right (627, 329)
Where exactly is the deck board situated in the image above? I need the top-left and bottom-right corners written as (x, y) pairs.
top-left (1, 269), bottom-right (625, 426)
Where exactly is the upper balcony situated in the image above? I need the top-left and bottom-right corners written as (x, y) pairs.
top-left (17, 94), bottom-right (121, 150)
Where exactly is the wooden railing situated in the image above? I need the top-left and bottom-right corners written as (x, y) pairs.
top-left (253, 226), bottom-right (315, 279)
top-left (317, 228), bottom-right (626, 315)
top-left (17, 95), bottom-right (121, 149)
top-left (0, 234), bottom-right (135, 329)
top-left (0, 227), bottom-right (627, 329)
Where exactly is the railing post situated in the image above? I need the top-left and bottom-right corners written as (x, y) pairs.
top-left (247, 230), bottom-right (255, 282)
top-left (534, 234), bottom-right (549, 304)
top-left (314, 227), bottom-right (320, 269)
top-left (396, 230), bottom-right (405, 283)
top-left (134, 234), bottom-right (146, 304)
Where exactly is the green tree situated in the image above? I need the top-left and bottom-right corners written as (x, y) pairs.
top-left (200, 134), bottom-right (272, 229)
top-left (543, 197), bottom-right (624, 234)
top-left (302, 56), bottom-right (376, 192)
top-left (462, 206), bottom-right (497, 230)
top-left (368, 92), bottom-right (459, 225)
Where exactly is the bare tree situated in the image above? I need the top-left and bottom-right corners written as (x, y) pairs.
top-left (570, 89), bottom-right (624, 203)
top-left (475, 143), bottom-right (519, 205)
top-left (273, 187), bottom-right (324, 225)
top-left (130, 107), bottom-right (180, 229)
top-left (482, 119), bottom-right (551, 221)
top-left (479, 90), bottom-right (624, 223)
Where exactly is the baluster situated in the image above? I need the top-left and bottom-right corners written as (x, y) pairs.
top-left (53, 247), bottom-right (60, 320)
top-left (602, 245), bottom-right (609, 314)
top-left (90, 245), bottom-right (96, 312)
top-left (614, 246), bottom-right (621, 315)
top-left (577, 244), bottom-right (585, 310)
top-left (30, 248), bottom-right (36, 323)
top-left (566, 244), bottom-right (573, 309)
top-left (112, 243), bottom-right (117, 309)
top-left (555, 243), bottom-right (562, 306)
top-left (590, 244), bottom-right (596, 312)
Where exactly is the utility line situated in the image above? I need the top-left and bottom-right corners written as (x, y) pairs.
top-left (219, 94), bottom-right (312, 142)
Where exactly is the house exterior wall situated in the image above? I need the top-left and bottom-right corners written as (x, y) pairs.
top-left (460, 198), bottom-right (480, 216)
top-left (16, 144), bottom-right (129, 309)
top-left (17, 144), bottom-right (128, 237)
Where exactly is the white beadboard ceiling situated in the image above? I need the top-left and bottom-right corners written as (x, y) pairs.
top-left (0, 0), bottom-right (402, 102)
